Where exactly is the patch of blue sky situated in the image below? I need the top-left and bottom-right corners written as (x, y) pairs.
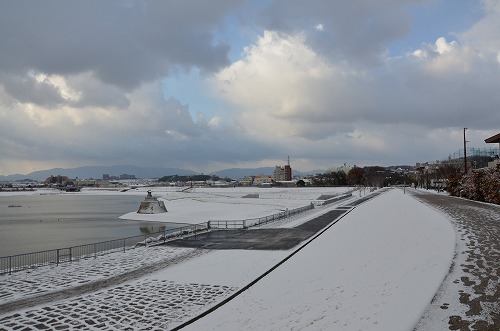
top-left (387, 0), bottom-right (484, 56)
top-left (161, 68), bottom-right (221, 120)
top-left (213, 1), bottom-right (267, 62)
top-left (215, 13), bottom-right (253, 62)
top-left (160, 2), bottom-right (267, 120)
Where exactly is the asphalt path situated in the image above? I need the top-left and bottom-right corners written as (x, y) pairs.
top-left (164, 209), bottom-right (348, 250)
top-left (165, 190), bottom-right (385, 251)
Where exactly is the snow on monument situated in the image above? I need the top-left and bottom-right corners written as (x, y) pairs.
top-left (137, 190), bottom-right (167, 214)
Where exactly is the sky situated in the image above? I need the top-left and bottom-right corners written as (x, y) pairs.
top-left (1, 0), bottom-right (499, 176)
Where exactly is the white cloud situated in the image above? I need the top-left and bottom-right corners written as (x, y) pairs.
top-left (1, 1), bottom-right (500, 175)
top-left (208, 116), bottom-right (222, 127)
top-left (210, 15), bottom-right (500, 169)
top-left (0, 81), bottom-right (280, 175)
top-left (411, 37), bottom-right (458, 58)
top-left (459, 0), bottom-right (500, 53)
top-left (215, 29), bottom-right (498, 142)
top-left (257, 0), bottom-right (417, 65)
top-left (31, 72), bottom-right (82, 102)
top-left (215, 31), bottom-right (357, 140)
top-left (435, 37), bottom-right (457, 55)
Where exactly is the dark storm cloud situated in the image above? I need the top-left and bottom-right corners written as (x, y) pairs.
top-left (257, 0), bottom-right (421, 65)
top-left (68, 75), bottom-right (131, 109)
top-left (2, 74), bottom-right (65, 107)
top-left (0, 0), bottom-right (240, 90)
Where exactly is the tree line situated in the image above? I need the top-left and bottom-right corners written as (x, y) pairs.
top-left (447, 165), bottom-right (500, 204)
top-left (311, 166), bottom-right (415, 187)
top-left (158, 174), bottom-right (231, 183)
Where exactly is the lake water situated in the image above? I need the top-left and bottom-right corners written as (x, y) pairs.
top-left (0, 194), bottom-right (186, 256)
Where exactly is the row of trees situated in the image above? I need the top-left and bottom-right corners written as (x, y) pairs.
top-left (158, 174), bottom-right (231, 183)
top-left (447, 165), bottom-right (500, 204)
top-left (311, 166), bottom-right (415, 187)
top-left (311, 171), bottom-right (348, 186)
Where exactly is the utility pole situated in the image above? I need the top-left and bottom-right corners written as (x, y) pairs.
top-left (463, 127), bottom-right (468, 174)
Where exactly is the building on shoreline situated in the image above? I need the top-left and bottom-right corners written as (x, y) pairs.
top-left (485, 133), bottom-right (500, 168)
top-left (273, 164), bottom-right (292, 181)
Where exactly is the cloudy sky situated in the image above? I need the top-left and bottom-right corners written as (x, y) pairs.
top-left (1, 0), bottom-right (499, 175)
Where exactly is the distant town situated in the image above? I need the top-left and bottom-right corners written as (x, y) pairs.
top-left (1, 148), bottom-right (497, 190)
top-left (1, 133), bottom-right (499, 205)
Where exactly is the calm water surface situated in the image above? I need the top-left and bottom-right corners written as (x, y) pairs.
top-left (0, 193), bottom-right (184, 256)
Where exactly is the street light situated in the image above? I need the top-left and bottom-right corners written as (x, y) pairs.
top-left (426, 166), bottom-right (429, 190)
top-left (464, 127), bottom-right (468, 174)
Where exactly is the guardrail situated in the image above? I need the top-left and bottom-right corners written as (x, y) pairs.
top-left (0, 222), bottom-right (208, 275)
top-left (321, 192), bottom-right (353, 205)
top-left (209, 203), bottom-right (315, 229)
top-left (208, 220), bottom-right (246, 230)
top-left (1, 198), bottom-right (334, 275)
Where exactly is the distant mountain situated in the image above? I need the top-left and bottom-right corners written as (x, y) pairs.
top-left (0, 165), bottom-right (326, 182)
top-left (0, 165), bottom-right (197, 181)
top-left (212, 167), bottom-right (275, 179)
top-left (0, 173), bottom-right (27, 182)
top-left (297, 169), bottom-right (326, 176)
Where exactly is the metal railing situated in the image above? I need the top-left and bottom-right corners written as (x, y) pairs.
top-left (209, 203), bottom-right (315, 229)
top-left (0, 222), bottom-right (208, 275)
top-left (1, 201), bottom-right (320, 275)
top-left (321, 193), bottom-right (353, 205)
top-left (208, 220), bottom-right (246, 230)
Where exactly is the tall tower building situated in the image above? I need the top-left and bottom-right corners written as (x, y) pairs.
top-left (285, 164), bottom-right (292, 181)
top-left (273, 156), bottom-right (292, 181)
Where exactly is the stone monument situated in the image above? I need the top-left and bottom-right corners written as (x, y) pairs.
top-left (137, 190), bottom-right (167, 214)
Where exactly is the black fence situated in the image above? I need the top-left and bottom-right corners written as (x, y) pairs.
top-left (321, 193), bottom-right (353, 206)
top-left (0, 222), bottom-right (208, 275)
top-left (1, 201), bottom-right (323, 275)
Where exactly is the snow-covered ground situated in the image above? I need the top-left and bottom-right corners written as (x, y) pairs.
top-left (1, 186), bottom-right (353, 224)
top-left (178, 188), bottom-right (456, 330)
top-left (119, 186), bottom-right (353, 224)
top-left (0, 187), bottom-right (457, 330)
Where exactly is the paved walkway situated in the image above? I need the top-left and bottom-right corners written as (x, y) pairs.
top-left (0, 247), bottom-right (204, 313)
top-left (1, 189), bottom-right (497, 330)
top-left (165, 190), bottom-right (384, 251)
top-left (166, 209), bottom-right (350, 250)
top-left (411, 189), bottom-right (500, 331)
top-left (0, 195), bottom-right (361, 330)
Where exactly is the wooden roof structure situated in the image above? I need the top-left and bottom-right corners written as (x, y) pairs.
top-left (485, 133), bottom-right (500, 144)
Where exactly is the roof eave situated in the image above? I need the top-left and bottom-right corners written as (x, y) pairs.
top-left (484, 132), bottom-right (500, 144)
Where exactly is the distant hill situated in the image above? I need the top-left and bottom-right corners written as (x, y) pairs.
top-left (0, 165), bottom-right (197, 181)
top-left (212, 167), bottom-right (274, 179)
top-left (0, 165), bottom-right (326, 182)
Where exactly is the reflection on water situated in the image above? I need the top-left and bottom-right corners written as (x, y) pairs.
top-left (139, 225), bottom-right (166, 234)
top-left (0, 193), bottom-right (183, 256)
